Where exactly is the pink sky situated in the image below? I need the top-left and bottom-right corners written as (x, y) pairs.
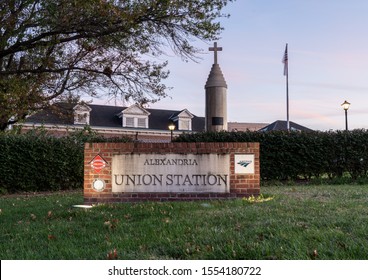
top-left (94, 0), bottom-right (368, 131)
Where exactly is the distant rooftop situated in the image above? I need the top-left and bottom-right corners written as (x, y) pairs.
top-left (259, 120), bottom-right (313, 132)
top-left (25, 103), bottom-right (205, 132)
top-left (228, 122), bottom-right (269, 132)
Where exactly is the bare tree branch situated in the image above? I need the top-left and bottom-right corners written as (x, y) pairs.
top-left (0, 0), bottom-right (234, 130)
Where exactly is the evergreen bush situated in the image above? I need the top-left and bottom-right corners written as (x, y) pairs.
top-left (2, 128), bottom-right (368, 193)
top-left (0, 128), bottom-right (131, 193)
top-left (175, 130), bottom-right (368, 181)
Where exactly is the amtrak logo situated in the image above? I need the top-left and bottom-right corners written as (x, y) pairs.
top-left (237, 160), bottom-right (252, 168)
top-left (234, 154), bottom-right (255, 174)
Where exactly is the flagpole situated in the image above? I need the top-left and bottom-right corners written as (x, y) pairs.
top-left (283, 43), bottom-right (290, 131)
top-left (286, 53), bottom-right (289, 132)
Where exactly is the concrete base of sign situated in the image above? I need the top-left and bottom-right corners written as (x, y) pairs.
top-left (84, 142), bottom-right (260, 203)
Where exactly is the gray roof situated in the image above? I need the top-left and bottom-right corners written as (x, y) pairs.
top-left (259, 120), bottom-right (313, 132)
top-left (228, 122), bottom-right (270, 132)
top-left (25, 103), bottom-right (205, 132)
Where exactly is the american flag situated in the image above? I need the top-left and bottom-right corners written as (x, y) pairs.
top-left (282, 44), bottom-right (288, 76)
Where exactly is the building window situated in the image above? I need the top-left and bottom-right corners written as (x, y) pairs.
top-left (73, 104), bottom-right (91, 125)
top-left (125, 117), bottom-right (134, 127)
top-left (123, 116), bottom-right (148, 128)
top-left (171, 109), bottom-right (193, 131)
top-left (179, 119), bottom-right (191, 131)
top-left (119, 104), bottom-right (151, 129)
top-left (77, 113), bottom-right (88, 124)
top-left (137, 118), bottom-right (146, 128)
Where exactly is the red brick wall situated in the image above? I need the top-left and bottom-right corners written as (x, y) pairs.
top-left (84, 142), bottom-right (260, 203)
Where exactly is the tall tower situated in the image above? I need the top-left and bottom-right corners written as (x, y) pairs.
top-left (205, 42), bottom-right (228, 132)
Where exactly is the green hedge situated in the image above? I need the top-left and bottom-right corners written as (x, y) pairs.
top-left (175, 130), bottom-right (368, 181)
top-left (0, 134), bottom-right (82, 193)
top-left (3, 128), bottom-right (368, 193)
top-left (0, 128), bottom-right (131, 193)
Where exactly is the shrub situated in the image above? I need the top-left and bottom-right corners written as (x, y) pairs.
top-left (0, 127), bottom-right (131, 193)
top-left (3, 127), bottom-right (368, 192)
top-left (175, 130), bottom-right (368, 181)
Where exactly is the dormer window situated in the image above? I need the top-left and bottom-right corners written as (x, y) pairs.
top-left (137, 118), bottom-right (147, 128)
top-left (170, 109), bottom-right (194, 131)
top-left (77, 113), bottom-right (88, 123)
top-left (179, 119), bottom-right (191, 130)
top-left (118, 104), bottom-right (150, 129)
top-left (73, 104), bottom-right (92, 125)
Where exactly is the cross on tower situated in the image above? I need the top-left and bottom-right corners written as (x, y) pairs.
top-left (209, 42), bottom-right (222, 64)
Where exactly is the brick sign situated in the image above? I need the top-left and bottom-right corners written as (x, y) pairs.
top-left (84, 142), bottom-right (260, 203)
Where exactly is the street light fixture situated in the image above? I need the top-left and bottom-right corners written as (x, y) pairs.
top-left (341, 100), bottom-right (350, 131)
top-left (168, 122), bottom-right (175, 141)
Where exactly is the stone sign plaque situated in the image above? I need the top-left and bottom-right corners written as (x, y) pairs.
top-left (112, 154), bottom-right (230, 193)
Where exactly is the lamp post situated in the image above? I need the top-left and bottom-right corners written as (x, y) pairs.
top-left (168, 122), bottom-right (175, 141)
top-left (341, 100), bottom-right (350, 131)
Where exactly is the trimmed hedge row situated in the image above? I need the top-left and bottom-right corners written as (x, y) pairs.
top-left (175, 130), bottom-right (368, 181)
top-left (2, 128), bottom-right (368, 193)
top-left (0, 129), bottom-right (131, 193)
top-left (0, 134), bottom-right (83, 193)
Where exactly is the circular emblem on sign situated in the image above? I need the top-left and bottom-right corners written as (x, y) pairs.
top-left (92, 179), bottom-right (105, 192)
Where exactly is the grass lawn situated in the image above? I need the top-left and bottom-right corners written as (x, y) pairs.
top-left (0, 185), bottom-right (368, 260)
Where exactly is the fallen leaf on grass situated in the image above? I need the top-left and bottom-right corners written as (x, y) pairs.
top-left (337, 241), bottom-right (347, 249)
top-left (30, 214), bottom-right (36, 221)
top-left (107, 249), bottom-right (118, 260)
top-left (234, 223), bottom-right (242, 231)
top-left (243, 194), bottom-right (274, 203)
top-left (47, 211), bottom-right (52, 218)
top-left (124, 214), bottom-right (131, 220)
top-left (311, 249), bottom-right (318, 259)
top-left (104, 219), bottom-right (119, 229)
top-left (48, 234), bottom-right (56, 240)
top-left (206, 245), bottom-right (214, 252)
top-left (232, 250), bottom-right (237, 258)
